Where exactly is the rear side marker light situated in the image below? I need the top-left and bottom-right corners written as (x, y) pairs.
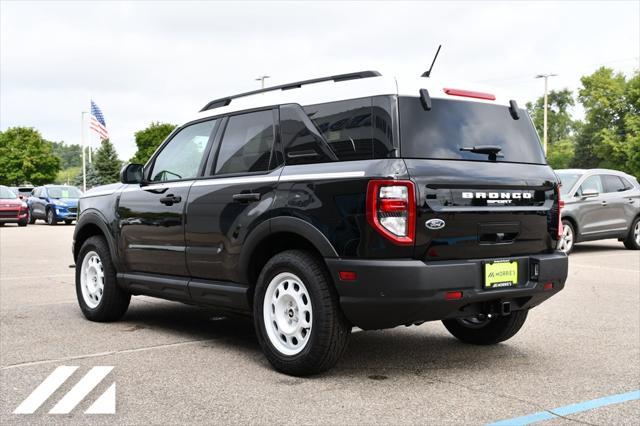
top-left (366, 179), bottom-right (416, 246)
top-left (543, 282), bottom-right (554, 291)
top-left (443, 88), bottom-right (496, 100)
top-left (339, 271), bottom-right (357, 281)
top-left (445, 291), bottom-right (463, 300)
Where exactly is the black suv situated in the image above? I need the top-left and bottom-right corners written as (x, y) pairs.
top-left (73, 71), bottom-right (568, 376)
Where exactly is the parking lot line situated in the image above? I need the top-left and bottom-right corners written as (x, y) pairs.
top-left (486, 389), bottom-right (640, 426)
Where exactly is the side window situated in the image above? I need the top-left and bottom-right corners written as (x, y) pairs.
top-left (280, 104), bottom-right (335, 165)
top-left (150, 120), bottom-right (216, 182)
top-left (215, 110), bottom-right (275, 175)
top-left (579, 175), bottom-right (603, 195)
top-left (303, 97), bottom-right (395, 162)
top-left (602, 175), bottom-right (627, 193)
top-left (620, 177), bottom-right (634, 191)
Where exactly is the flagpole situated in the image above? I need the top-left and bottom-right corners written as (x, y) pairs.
top-left (88, 101), bottom-right (92, 164)
top-left (81, 111), bottom-right (88, 192)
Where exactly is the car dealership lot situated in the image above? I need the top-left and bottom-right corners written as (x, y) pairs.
top-left (1, 225), bottom-right (638, 425)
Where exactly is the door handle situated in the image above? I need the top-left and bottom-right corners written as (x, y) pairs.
top-left (232, 193), bottom-right (261, 202)
top-left (601, 200), bottom-right (607, 206)
top-left (630, 199), bottom-right (636, 204)
top-left (159, 194), bottom-right (182, 205)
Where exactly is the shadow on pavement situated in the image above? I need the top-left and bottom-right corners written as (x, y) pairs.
top-left (572, 242), bottom-right (625, 253)
top-left (118, 301), bottom-right (529, 376)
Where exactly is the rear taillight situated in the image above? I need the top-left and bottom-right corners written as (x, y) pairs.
top-left (556, 184), bottom-right (564, 239)
top-left (366, 180), bottom-right (416, 245)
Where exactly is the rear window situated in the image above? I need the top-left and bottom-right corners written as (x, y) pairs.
top-left (399, 97), bottom-right (546, 164)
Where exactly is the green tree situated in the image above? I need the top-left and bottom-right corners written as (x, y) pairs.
top-left (130, 122), bottom-right (176, 164)
top-left (94, 139), bottom-right (122, 185)
top-left (0, 127), bottom-right (60, 185)
top-left (526, 88), bottom-right (578, 148)
top-left (546, 138), bottom-right (575, 169)
top-left (72, 163), bottom-right (101, 189)
top-left (51, 141), bottom-right (82, 168)
top-left (572, 67), bottom-right (630, 170)
top-left (623, 71), bottom-right (640, 178)
top-left (55, 166), bottom-right (81, 184)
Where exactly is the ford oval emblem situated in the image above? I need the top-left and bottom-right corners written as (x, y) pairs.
top-left (425, 218), bottom-right (445, 230)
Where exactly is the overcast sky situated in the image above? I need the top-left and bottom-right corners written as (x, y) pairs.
top-left (1, 0), bottom-right (638, 160)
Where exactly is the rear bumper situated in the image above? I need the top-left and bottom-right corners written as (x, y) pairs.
top-left (326, 252), bottom-right (568, 330)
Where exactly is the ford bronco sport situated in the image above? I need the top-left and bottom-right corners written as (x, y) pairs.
top-left (73, 71), bottom-right (568, 376)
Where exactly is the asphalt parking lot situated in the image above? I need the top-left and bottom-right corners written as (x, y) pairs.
top-left (0, 224), bottom-right (638, 425)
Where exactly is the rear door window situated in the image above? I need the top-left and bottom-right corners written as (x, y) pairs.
top-left (399, 97), bottom-right (546, 164)
top-left (215, 110), bottom-right (275, 175)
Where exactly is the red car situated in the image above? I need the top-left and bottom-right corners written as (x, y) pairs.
top-left (0, 185), bottom-right (29, 227)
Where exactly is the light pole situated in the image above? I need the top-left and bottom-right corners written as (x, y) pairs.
top-left (534, 73), bottom-right (557, 155)
top-left (255, 75), bottom-right (270, 89)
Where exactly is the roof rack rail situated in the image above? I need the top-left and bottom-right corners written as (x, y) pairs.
top-left (200, 70), bottom-right (382, 112)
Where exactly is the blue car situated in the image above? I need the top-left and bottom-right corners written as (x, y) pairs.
top-left (28, 185), bottom-right (82, 225)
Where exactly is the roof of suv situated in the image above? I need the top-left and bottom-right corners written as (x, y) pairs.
top-left (194, 71), bottom-right (512, 122)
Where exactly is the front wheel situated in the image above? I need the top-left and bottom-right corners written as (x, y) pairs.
top-left (64, 220), bottom-right (73, 225)
top-left (18, 219), bottom-right (27, 227)
top-left (623, 217), bottom-right (640, 250)
top-left (557, 219), bottom-right (575, 254)
top-left (254, 250), bottom-right (350, 376)
top-left (28, 209), bottom-right (36, 224)
top-left (76, 236), bottom-right (130, 321)
top-left (442, 310), bottom-right (528, 345)
top-left (46, 209), bottom-right (57, 226)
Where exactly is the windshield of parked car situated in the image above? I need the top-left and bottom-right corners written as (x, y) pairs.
top-left (0, 186), bottom-right (17, 199)
top-left (399, 97), bottom-right (546, 164)
top-left (47, 186), bottom-right (82, 199)
top-left (556, 171), bottom-right (583, 195)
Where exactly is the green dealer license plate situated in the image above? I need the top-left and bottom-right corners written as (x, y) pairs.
top-left (484, 260), bottom-right (518, 289)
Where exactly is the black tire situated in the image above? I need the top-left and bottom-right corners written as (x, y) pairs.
top-left (46, 209), bottom-right (57, 226)
top-left (65, 220), bottom-right (73, 225)
top-left (623, 216), bottom-right (640, 250)
top-left (442, 310), bottom-right (528, 345)
top-left (18, 219), bottom-right (27, 227)
top-left (254, 250), bottom-right (351, 376)
top-left (28, 209), bottom-right (36, 224)
top-left (557, 219), bottom-right (575, 254)
top-left (76, 235), bottom-right (130, 322)
top-left (0, 223), bottom-right (4, 227)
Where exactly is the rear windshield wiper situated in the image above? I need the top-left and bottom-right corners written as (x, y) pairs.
top-left (460, 145), bottom-right (503, 160)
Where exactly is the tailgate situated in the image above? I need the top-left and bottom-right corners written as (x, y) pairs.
top-left (405, 159), bottom-right (560, 261)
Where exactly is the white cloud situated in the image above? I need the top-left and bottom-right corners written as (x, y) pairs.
top-left (1, 0), bottom-right (638, 160)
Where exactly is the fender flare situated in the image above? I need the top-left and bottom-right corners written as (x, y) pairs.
top-left (74, 210), bottom-right (120, 269)
top-left (238, 216), bottom-right (338, 284)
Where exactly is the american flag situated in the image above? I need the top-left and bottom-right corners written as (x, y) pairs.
top-left (90, 100), bottom-right (109, 140)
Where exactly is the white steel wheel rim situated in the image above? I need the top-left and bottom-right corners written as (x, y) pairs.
top-left (559, 224), bottom-right (573, 252)
top-left (635, 221), bottom-right (640, 245)
top-left (80, 251), bottom-right (105, 309)
top-left (263, 272), bottom-right (313, 356)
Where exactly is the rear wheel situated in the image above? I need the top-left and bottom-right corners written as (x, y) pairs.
top-left (442, 310), bottom-right (528, 345)
top-left (623, 217), bottom-right (640, 250)
top-left (557, 219), bottom-right (575, 254)
top-left (46, 209), bottom-right (57, 226)
top-left (76, 236), bottom-right (130, 321)
top-left (254, 250), bottom-right (350, 376)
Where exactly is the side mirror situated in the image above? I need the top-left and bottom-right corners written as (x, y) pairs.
top-left (581, 188), bottom-right (599, 198)
top-left (120, 163), bottom-right (144, 184)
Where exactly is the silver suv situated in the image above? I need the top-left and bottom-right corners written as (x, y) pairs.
top-left (556, 169), bottom-right (640, 253)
